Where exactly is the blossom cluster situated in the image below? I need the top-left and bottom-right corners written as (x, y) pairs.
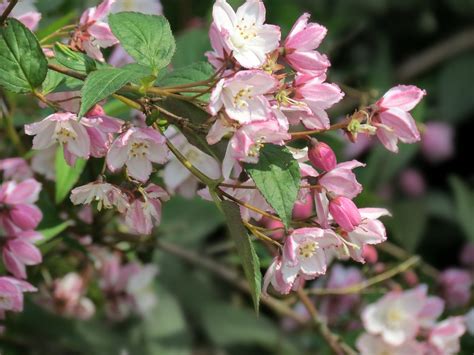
top-left (0, 159), bottom-right (43, 328)
top-left (357, 285), bottom-right (466, 355)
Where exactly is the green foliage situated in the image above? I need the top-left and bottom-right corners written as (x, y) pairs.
top-left (438, 53), bottom-right (474, 123)
top-left (159, 61), bottom-right (214, 99)
top-left (386, 200), bottom-right (427, 252)
top-left (54, 146), bottom-right (86, 204)
top-left (160, 196), bottom-right (224, 246)
top-left (245, 144), bottom-right (301, 229)
top-left (41, 69), bottom-right (65, 94)
top-left (0, 19), bottom-right (47, 93)
top-left (222, 201), bottom-right (262, 313)
top-left (449, 176), bottom-right (474, 242)
top-left (172, 29), bottom-right (210, 68)
top-left (78, 66), bottom-right (150, 117)
top-left (37, 220), bottom-right (73, 245)
top-left (109, 12), bottom-right (175, 73)
top-left (54, 43), bottom-right (102, 73)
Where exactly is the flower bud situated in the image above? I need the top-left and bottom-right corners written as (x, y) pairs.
top-left (308, 139), bottom-right (336, 171)
top-left (329, 196), bottom-right (361, 232)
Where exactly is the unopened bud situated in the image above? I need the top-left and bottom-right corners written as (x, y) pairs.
top-left (308, 139), bottom-right (336, 171)
top-left (328, 195), bottom-right (361, 232)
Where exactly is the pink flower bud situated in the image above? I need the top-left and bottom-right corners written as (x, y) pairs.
top-left (262, 218), bottom-right (285, 240)
top-left (308, 140), bottom-right (337, 171)
top-left (361, 245), bottom-right (378, 264)
top-left (329, 196), bottom-right (361, 232)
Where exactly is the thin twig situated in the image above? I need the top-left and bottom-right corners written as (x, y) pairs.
top-left (156, 239), bottom-right (308, 324)
top-left (297, 288), bottom-right (357, 355)
top-left (308, 256), bottom-right (420, 296)
top-left (0, 0), bottom-right (19, 25)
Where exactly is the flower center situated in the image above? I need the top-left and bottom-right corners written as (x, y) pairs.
top-left (298, 241), bottom-right (318, 258)
top-left (232, 20), bottom-right (257, 47)
top-left (386, 308), bottom-right (404, 328)
top-left (248, 138), bottom-right (264, 157)
top-left (0, 294), bottom-right (12, 309)
top-left (129, 141), bottom-right (149, 158)
top-left (233, 88), bottom-right (253, 108)
top-left (55, 127), bottom-right (77, 144)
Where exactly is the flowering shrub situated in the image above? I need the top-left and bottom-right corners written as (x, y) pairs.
top-left (0, 0), bottom-right (472, 353)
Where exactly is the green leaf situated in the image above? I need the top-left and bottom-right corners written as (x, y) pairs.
top-left (41, 69), bottom-right (65, 94)
top-left (37, 220), bottom-right (73, 245)
top-left (221, 201), bottom-right (261, 313)
top-left (244, 144), bottom-right (301, 229)
top-left (54, 43), bottom-right (101, 73)
top-left (449, 176), bottom-right (474, 242)
top-left (159, 62), bottom-right (214, 99)
top-left (200, 303), bottom-right (279, 348)
top-left (79, 67), bottom-right (149, 117)
top-left (0, 18), bottom-right (48, 93)
top-left (55, 146), bottom-right (86, 204)
top-left (439, 53), bottom-right (474, 123)
top-left (109, 12), bottom-right (175, 72)
top-left (386, 200), bottom-right (427, 252)
top-left (160, 196), bottom-right (224, 247)
top-left (172, 29), bottom-right (210, 68)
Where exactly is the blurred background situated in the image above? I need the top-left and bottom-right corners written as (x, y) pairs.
top-left (2, 0), bottom-right (474, 354)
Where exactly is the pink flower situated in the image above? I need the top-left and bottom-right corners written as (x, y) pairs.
top-left (82, 105), bottom-right (124, 158)
top-left (222, 119), bottom-right (290, 178)
top-left (438, 268), bottom-right (472, 309)
top-left (340, 208), bottom-right (389, 262)
top-left (361, 286), bottom-right (428, 346)
top-left (107, 127), bottom-right (168, 182)
top-left (70, 181), bottom-right (129, 213)
top-left (99, 254), bottom-right (158, 320)
top-left (263, 256), bottom-right (301, 295)
top-left (0, 179), bottom-right (42, 234)
top-left (0, 158), bottom-right (33, 181)
top-left (421, 122), bottom-right (455, 163)
top-left (329, 196), bottom-right (361, 232)
top-left (0, 0), bottom-right (41, 30)
top-left (124, 184), bottom-right (169, 235)
top-left (308, 139), bottom-right (336, 171)
top-left (292, 188), bottom-right (313, 220)
top-left (206, 22), bottom-right (231, 71)
top-left (25, 112), bottom-right (91, 166)
top-left (373, 85), bottom-right (426, 153)
top-left (284, 13), bottom-right (330, 74)
top-left (72, 0), bottom-right (118, 61)
top-left (209, 70), bottom-right (279, 123)
top-left (318, 160), bottom-right (365, 199)
top-left (31, 146), bottom-right (56, 181)
top-left (286, 73), bottom-right (344, 130)
top-left (212, 0), bottom-right (280, 68)
top-left (2, 231), bottom-right (42, 279)
top-left (356, 333), bottom-right (423, 355)
top-left (38, 273), bottom-right (95, 320)
top-left (427, 317), bottom-right (466, 355)
top-left (280, 228), bottom-right (341, 286)
top-left (0, 276), bottom-right (36, 316)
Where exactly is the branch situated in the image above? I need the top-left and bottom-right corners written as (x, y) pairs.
top-left (296, 289), bottom-right (357, 355)
top-left (156, 239), bottom-right (309, 325)
top-left (308, 255), bottom-right (420, 296)
top-left (396, 27), bottom-right (474, 81)
top-left (0, 0), bottom-right (18, 25)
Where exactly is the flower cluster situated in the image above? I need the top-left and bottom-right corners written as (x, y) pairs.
top-left (357, 285), bottom-right (466, 355)
top-left (0, 159), bottom-right (43, 327)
